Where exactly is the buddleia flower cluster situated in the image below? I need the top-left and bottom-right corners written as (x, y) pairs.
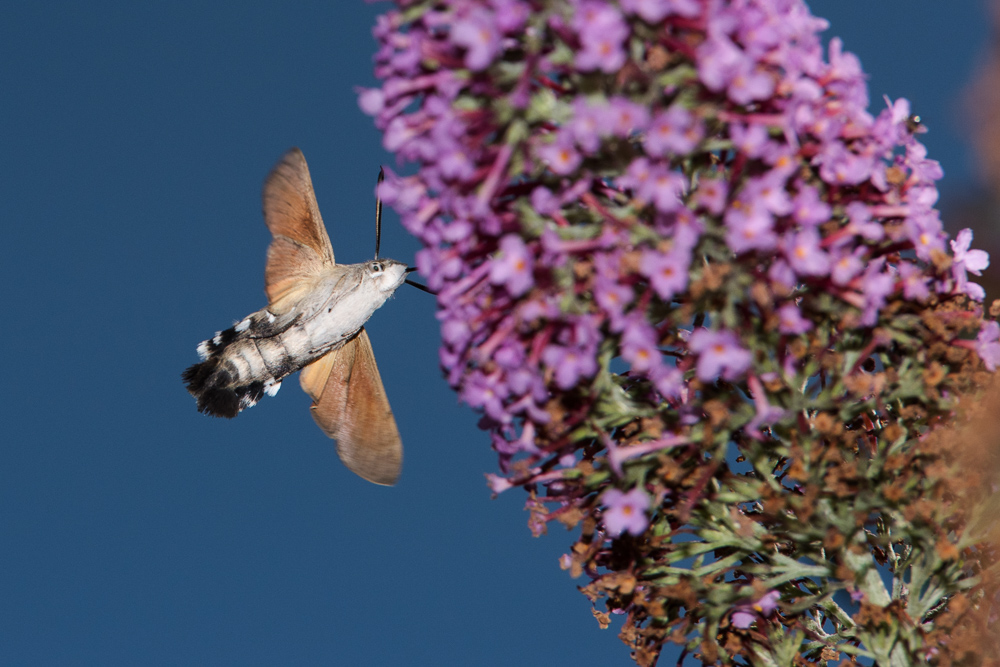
top-left (360, 0), bottom-right (999, 664)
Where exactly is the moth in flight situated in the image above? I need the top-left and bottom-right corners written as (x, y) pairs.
top-left (183, 148), bottom-right (407, 485)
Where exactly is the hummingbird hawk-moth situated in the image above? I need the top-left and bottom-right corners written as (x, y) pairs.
top-left (183, 148), bottom-right (407, 485)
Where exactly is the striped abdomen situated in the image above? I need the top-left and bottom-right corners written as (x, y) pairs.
top-left (182, 308), bottom-right (331, 418)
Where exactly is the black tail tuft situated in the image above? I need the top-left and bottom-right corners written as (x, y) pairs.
top-left (183, 359), bottom-right (265, 419)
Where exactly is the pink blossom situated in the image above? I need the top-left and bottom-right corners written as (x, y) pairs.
top-left (950, 228), bottom-right (989, 301)
top-left (977, 321), bottom-right (1000, 372)
top-left (777, 303), bottom-right (812, 335)
top-left (537, 135), bottom-right (582, 175)
top-left (689, 328), bottom-right (752, 382)
top-left (573, 3), bottom-right (629, 73)
top-left (643, 106), bottom-right (703, 156)
top-left (640, 246), bottom-right (690, 300)
top-left (602, 488), bottom-right (651, 537)
top-left (784, 228), bottom-right (831, 277)
top-left (451, 9), bottom-right (502, 71)
top-left (731, 590), bottom-right (781, 629)
top-left (490, 235), bottom-right (534, 296)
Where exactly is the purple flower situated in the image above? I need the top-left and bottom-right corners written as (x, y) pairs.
top-left (538, 134), bottom-right (582, 175)
top-left (791, 185), bottom-right (831, 227)
top-left (649, 168), bottom-right (686, 213)
top-left (977, 321), bottom-right (1000, 372)
top-left (731, 590), bottom-right (781, 629)
top-left (461, 370), bottom-right (510, 423)
top-left (490, 0), bottom-right (528, 33)
top-left (620, 160), bottom-right (685, 213)
top-left (777, 303), bottom-right (812, 335)
top-left (643, 106), bottom-right (703, 156)
top-left (357, 87), bottom-right (385, 115)
top-left (593, 272), bottom-right (633, 331)
top-left (620, 0), bottom-right (698, 23)
top-left (689, 328), bottom-right (752, 382)
top-left (441, 316), bottom-right (471, 347)
top-left (906, 141), bottom-right (943, 183)
top-left (725, 199), bottom-right (777, 254)
top-left (697, 35), bottom-right (745, 92)
top-left (530, 186), bottom-right (559, 215)
top-left (485, 473), bottom-right (514, 495)
top-left (639, 246), bottom-right (690, 301)
top-left (604, 97), bottom-right (651, 137)
top-left (652, 365), bottom-right (683, 398)
top-left (383, 116), bottom-right (419, 153)
top-left (898, 261), bottom-right (930, 301)
top-left (815, 141), bottom-right (873, 186)
top-left (667, 206), bottom-right (704, 251)
top-left (618, 157), bottom-right (655, 200)
top-left (730, 122), bottom-right (769, 158)
top-left (602, 487), bottom-right (651, 537)
top-left (768, 260), bottom-right (796, 290)
top-left (784, 228), bottom-right (831, 277)
top-left (746, 376), bottom-right (785, 439)
top-left (830, 249), bottom-right (863, 286)
top-left (905, 212), bottom-right (945, 262)
top-left (730, 610), bottom-right (756, 630)
top-left (695, 176), bottom-right (728, 214)
top-left (620, 0), bottom-right (672, 23)
top-left (621, 318), bottom-right (661, 374)
top-left (542, 342), bottom-right (598, 390)
top-left (745, 173), bottom-right (792, 216)
top-left (860, 259), bottom-right (896, 326)
top-left (727, 61), bottom-right (775, 105)
top-left (490, 235), bottom-right (534, 296)
top-left (573, 3), bottom-right (629, 73)
top-left (844, 201), bottom-right (884, 241)
top-left (950, 228), bottom-right (989, 301)
top-left (568, 98), bottom-right (606, 153)
top-left (451, 9), bottom-right (502, 71)
top-left (437, 138), bottom-right (476, 181)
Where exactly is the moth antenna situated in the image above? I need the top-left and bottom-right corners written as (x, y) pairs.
top-left (375, 167), bottom-right (384, 259)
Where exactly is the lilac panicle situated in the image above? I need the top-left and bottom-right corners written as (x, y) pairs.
top-left (363, 0), bottom-right (995, 663)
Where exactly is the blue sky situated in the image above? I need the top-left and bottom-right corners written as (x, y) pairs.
top-left (0, 2), bottom-right (990, 665)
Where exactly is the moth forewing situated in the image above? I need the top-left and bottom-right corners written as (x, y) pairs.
top-left (264, 237), bottom-right (327, 309)
top-left (262, 148), bottom-right (334, 265)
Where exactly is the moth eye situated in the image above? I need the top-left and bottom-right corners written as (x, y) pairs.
top-left (371, 262), bottom-right (384, 273)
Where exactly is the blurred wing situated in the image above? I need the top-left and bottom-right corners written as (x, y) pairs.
top-left (262, 148), bottom-right (335, 307)
top-left (299, 329), bottom-right (402, 486)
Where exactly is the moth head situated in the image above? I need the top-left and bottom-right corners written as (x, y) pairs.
top-left (366, 258), bottom-right (408, 295)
